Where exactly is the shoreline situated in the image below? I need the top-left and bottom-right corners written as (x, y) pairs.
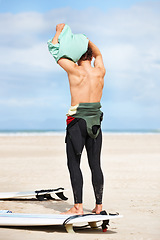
top-left (0, 131), bottom-right (159, 137)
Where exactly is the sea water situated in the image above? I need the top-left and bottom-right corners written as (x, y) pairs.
top-left (0, 129), bottom-right (159, 136)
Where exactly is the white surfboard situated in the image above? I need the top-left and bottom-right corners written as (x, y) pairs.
top-left (0, 188), bottom-right (68, 201)
top-left (0, 211), bottom-right (123, 233)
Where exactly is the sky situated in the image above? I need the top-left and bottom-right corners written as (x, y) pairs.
top-left (0, 0), bottom-right (160, 131)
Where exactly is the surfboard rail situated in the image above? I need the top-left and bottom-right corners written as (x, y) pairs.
top-left (0, 211), bottom-right (123, 233)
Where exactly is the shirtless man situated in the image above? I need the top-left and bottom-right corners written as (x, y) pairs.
top-left (51, 23), bottom-right (106, 215)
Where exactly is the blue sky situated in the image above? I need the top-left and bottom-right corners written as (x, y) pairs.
top-left (0, 0), bottom-right (160, 130)
top-left (0, 0), bottom-right (148, 13)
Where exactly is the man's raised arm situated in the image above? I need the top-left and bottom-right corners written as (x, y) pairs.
top-left (88, 40), bottom-right (106, 76)
top-left (49, 23), bottom-right (77, 74)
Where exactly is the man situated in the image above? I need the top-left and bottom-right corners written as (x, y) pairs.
top-left (50, 23), bottom-right (106, 215)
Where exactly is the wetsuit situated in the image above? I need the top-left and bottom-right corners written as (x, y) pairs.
top-left (65, 102), bottom-right (104, 204)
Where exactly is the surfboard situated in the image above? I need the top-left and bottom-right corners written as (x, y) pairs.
top-left (0, 211), bottom-right (123, 233)
top-left (0, 188), bottom-right (68, 201)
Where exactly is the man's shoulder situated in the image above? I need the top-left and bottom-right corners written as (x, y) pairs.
top-left (92, 65), bottom-right (106, 77)
top-left (58, 58), bottom-right (78, 74)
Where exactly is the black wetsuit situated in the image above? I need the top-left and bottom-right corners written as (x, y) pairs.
top-left (65, 113), bottom-right (104, 204)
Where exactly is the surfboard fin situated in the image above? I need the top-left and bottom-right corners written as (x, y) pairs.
top-left (55, 192), bottom-right (68, 201)
top-left (35, 188), bottom-right (68, 201)
top-left (36, 194), bottom-right (46, 201)
top-left (100, 211), bottom-right (119, 232)
top-left (35, 194), bottom-right (55, 201)
top-left (100, 210), bottom-right (109, 232)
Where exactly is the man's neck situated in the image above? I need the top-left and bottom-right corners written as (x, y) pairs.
top-left (78, 60), bottom-right (92, 68)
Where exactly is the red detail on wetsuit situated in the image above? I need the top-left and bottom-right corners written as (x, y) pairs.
top-left (66, 116), bottom-right (75, 125)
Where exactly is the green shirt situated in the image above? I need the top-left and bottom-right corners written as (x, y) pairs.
top-left (47, 24), bottom-right (89, 63)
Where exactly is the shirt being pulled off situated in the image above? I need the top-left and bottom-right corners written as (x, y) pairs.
top-left (67, 102), bottom-right (103, 139)
top-left (47, 24), bottom-right (89, 63)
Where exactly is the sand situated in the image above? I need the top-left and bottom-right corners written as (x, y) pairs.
top-left (0, 133), bottom-right (160, 240)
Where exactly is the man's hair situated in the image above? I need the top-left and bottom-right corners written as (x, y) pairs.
top-left (79, 47), bottom-right (93, 61)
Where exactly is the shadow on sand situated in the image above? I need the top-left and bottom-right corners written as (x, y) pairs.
top-left (0, 197), bottom-right (92, 213)
top-left (0, 225), bottom-right (117, 234)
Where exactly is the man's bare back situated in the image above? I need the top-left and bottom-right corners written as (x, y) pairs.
top-left (51, 23), bottom-right (105, 106)
top-left (64, 60), bottom-right (104, 106)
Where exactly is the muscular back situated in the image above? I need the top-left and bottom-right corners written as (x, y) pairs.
top-left (58, 42), bottom-right (105, 106)
top-left (57, 38), bottom-right (106, 106)
top-left (67, 64), bottom-right (104, 106)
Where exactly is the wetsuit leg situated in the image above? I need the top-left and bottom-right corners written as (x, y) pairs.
top-left (85, 129), bottom-right (104, 204)
top-left (66, 119), bottom-right (86, 204)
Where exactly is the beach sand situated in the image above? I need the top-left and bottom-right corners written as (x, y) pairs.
top-left (0, 133), bottom-right (159, 240)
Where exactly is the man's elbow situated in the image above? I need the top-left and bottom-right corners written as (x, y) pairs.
top-left (101, 67), bottom-right (106, 77)
top-left (93, 52), bottom-right (102, 59)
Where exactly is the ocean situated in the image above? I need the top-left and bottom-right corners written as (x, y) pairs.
top-left (0, 129), bottom-right (159, 136)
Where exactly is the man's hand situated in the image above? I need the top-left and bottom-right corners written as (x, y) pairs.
top-left (52, 23), bottom-right (65, 45)
top-left (56, 23), bottom-right (65, 33)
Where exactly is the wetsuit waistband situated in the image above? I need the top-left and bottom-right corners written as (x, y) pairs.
top-left (67, 102), bottom-right (102, 116)
top-left (66, 102), bottom-right (103, 139)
